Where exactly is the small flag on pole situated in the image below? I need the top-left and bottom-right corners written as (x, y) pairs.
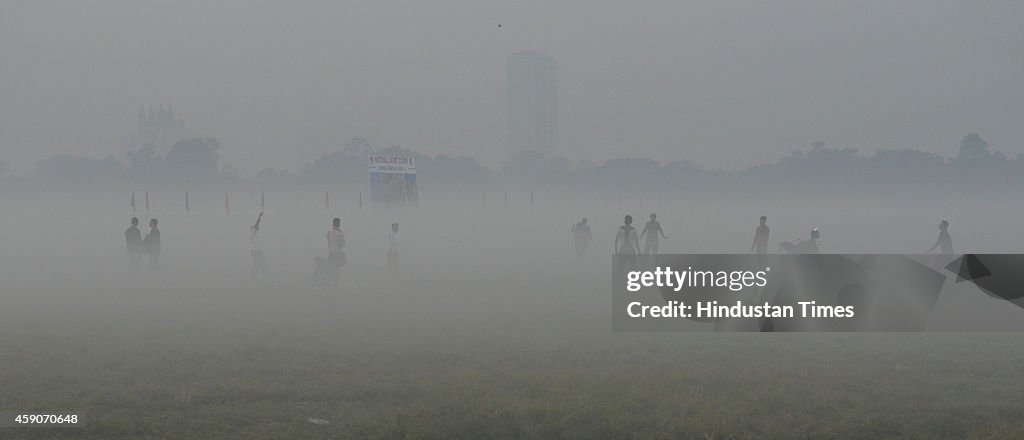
top-left (131, 191), bottom-right (136, 213)
top-left (224, 193), bottom-right (230, 216)
top-left (185, 191), bottom-right (190, 213)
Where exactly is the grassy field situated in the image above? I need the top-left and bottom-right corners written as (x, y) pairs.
top-left (3, 273), bottom-right (1024, 440)
top-left (2, 194), bottom-right (1024, 439)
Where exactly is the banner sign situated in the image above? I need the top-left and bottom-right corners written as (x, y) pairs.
top-left (369, 155), bottom-right (418, 207)
top-left (368, 155), bottom-right (416, 174)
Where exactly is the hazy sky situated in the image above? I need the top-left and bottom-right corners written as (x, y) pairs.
top-left (1, 0), bottom-right (1021, 174)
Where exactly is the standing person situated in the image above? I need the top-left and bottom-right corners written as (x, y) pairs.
top-left (928, 220), bottom-right (953, 254)
top-left (125, 217), bottom-right (143, 278)
top-left (639, 213), bottom-right (668, 257)
top-left (250, 212), bottom-right (269, 278)
top-left (327, 218), bottom-right (346, 288)
top-left (615, 215), bottom-right (641, 273)
top-left (387, 222), bottom-right (399, 276)
top-left (927, 220), bottom-right (954, 267)
top-left (571, 218), bottom-right (593, 262)
top-left (144, 218), bottom-right (162, 276)
top-left (751, 216), bottom-right (770, 259)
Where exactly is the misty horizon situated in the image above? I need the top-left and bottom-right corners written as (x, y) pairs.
top-left (2, 1), bottom-right (1022, 175)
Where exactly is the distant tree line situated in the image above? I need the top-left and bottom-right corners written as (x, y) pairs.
top-left (16, 133), bottom-right (1024, 194)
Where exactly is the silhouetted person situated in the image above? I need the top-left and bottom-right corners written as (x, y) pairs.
top-left (639, 213), bottom-right (667, 256)
top-left (571, 218), bottom-right (593, 262)
top-left (250, 212), bottom-right (268, 278)
top-left (327, 218), bottom-right (346, 288)
top-left (928, 220), bottom-right (953, 254)
top-left (125, 217), bottom-right (142, 278)
top-left (781, 228), bottom-right (820, 254)
top-left (615, 215), bottom-right (641, 272)
top-left (751, 216), bottom-right (770, 256)
top-left (144, 218), bottom-right (161, 275)
top-left (388, 222), bottom-right (399, 276)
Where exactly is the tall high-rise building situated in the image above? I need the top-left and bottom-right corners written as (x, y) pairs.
top-left (506, 51), bottom-right (557, 154)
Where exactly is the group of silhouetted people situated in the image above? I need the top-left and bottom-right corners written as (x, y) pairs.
top-left (125, 217), bottom-right (161, 279)
top-left (125, 211), bottom-right (954, 287)
top-left (124, 214), bottom-right (403, 289)
top-left (250, 215), bottom-right (361, 289)
top-left (573, 213), bottom-right (670, 265)
top-left (315, 217), bottom-right (399, 288)
top-left (609, 213), bottom-right (670, 271)
top-left (590, 213), bottom-right (954, 273)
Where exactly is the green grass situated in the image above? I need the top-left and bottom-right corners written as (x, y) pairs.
top-left (2, 280), bottom-right (1024, 439)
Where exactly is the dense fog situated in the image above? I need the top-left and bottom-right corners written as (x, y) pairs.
top-left (2, 1), bottom-right (1024, 435)
top-left (3, 189), bottom-right (1021, 310)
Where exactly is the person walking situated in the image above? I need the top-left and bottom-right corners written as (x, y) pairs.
top-left (327, 218), bottom-right (346, 288)
top-left (250, 212), bottom-right (269, 278)
top-left (144, 218), bottom-right (162, 277)
top-left (571, 218), bottom-right (593, 262)
top-left (640, 213), bottom-right (668, 257)
top-left (615, 215), bottom-right (641, 273)
top-left (125, 217), bottom-right (143, 278)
